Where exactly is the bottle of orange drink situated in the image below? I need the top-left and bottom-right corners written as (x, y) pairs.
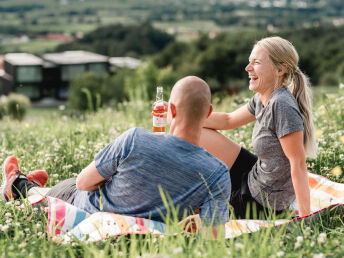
top-left (152, 86), bottom-right (168, 134)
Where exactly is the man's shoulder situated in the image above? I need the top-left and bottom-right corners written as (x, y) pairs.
top-left (122, 127), bottom-right (152, 138)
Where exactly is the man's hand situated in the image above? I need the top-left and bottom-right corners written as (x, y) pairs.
top-left (180, 214), bottom-right (225, 240)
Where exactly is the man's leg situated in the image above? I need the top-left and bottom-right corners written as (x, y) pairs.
top-left (45, 178), bottom-right (77, 205)
top-left (1, 156), bottom-right (48, 200)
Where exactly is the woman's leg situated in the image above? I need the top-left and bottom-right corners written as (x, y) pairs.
top-left (199, 128), bottom-right (241, 170)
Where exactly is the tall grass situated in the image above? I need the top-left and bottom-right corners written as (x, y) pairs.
top-left (0, 86), bottom-right (343, 257)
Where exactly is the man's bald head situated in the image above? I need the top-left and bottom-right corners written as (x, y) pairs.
top-left (169, 76), bottom-right (211, 125)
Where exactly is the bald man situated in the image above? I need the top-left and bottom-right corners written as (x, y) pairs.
top-left (3, 76), bottom-right (231, 228)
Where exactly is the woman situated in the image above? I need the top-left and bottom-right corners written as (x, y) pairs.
top-left (201, 36), bottom-right (317, 219)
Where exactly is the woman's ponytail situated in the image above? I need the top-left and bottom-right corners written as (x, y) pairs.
top-left (292, 68), bottom-right (317, 158)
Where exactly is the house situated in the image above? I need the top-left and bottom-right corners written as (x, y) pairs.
top-left (41, 51), bottom-right (109, 99)
top-left (109, 57), bottom-right (142, 71)
top-left (0, 53), bottom-right (44, 100)
top-left (0, 51), bottom-right (142, 101)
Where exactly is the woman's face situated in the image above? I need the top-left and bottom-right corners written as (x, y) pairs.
top-left (245, 45), bottom-right (277, 94)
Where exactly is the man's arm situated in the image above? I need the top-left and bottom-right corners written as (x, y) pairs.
top-left (76, 161), bottom-right (107, 191)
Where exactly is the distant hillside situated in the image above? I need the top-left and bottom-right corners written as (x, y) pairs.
top-left (0, 0), bottom-right (343, 37)
top-left (153, 25), bottom-right (344, 90)
top-left (55, 23), bottom-right (174, 57)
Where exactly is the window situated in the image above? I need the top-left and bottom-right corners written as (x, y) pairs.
top-left (16, 66), bottom-right (42, 83)
top-left (89, 63), bottom-right (107, 75)
top-left (61, 65), bottom-right (86, 81)
top-left (15, 85), bottom-right (40, 99)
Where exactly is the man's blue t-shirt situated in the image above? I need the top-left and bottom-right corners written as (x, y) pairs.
top-left (73, 128), bottom-right (231, 225)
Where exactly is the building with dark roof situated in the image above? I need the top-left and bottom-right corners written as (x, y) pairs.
top-left (0, 51), bottom-right (142, 101)
top-left (0, 51), bottom-right (109, 100)
top-left (41, 51), bottom-right (109, 99)
top-left (0, 53), bottom-right (44, 99)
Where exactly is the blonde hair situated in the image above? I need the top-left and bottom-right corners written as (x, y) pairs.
top-left (256, 36), bottom-right (317, 158)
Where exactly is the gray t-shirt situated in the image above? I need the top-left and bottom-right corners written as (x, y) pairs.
top-left (247, 88), bottom-right (304, 210)
top-left (73, 128), bottom-right (230, 225)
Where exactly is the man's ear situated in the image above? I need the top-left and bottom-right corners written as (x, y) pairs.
top-left (170, 103), bottom-right (177, 118)
top-left (206, 104), bottom-right (213, 119)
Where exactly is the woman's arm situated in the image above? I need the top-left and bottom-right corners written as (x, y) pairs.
top-left (203, 105), bottom-right (256, 130)
top-left (279, 130), bottom-right (310, 217)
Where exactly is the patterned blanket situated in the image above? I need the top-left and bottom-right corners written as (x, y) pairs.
top-left (29, 172), bottom-right (344, 242)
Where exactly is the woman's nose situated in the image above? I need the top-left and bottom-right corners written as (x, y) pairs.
top-left (245, 64), bottom-right (252, 72)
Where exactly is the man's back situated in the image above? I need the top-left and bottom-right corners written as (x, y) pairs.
top-left (74, 128), bottom-right (230, 225)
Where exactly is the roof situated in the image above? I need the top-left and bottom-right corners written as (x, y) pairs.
top-left (42, 51), bottom-right (108, 65)
top-left (4, 53), bottom-right (43, 66)
top-left (109, 57), bottom-right (142, 69)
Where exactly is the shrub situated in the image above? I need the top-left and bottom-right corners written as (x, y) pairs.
top-left (104, 69), bottom-right (133, 105)
top-left (0, 95), bottom-right (7, 119)
top-left (319, 72), bottom-right (340, 86)
top-left (6, 93), bottom-right (30, 121)
top-left (68, 72), bottom-right (106, 112)
top-left (68, 71), bottom-right (133, 111)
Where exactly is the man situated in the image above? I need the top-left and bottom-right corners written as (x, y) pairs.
top-left (1, 76), bottom-right (231, 230)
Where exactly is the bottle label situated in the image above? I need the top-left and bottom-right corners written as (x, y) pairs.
top-left (153, 115), bottom-right (167, 127)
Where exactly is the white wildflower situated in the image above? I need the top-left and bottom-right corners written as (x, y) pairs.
top-left (296, 236), bottom-right (303, 243)
top-left (294, 241), bottom-right (302, 249)
top-left (333, 239), bottom-right (339, 246)
top-left (313, 253), bottom-right (325, 258)
top-left (172, 247), bottom-right (183, 254)
top-left (235, 242), bottom-right (244, 250)
top-left (276, 251), bottom-right (285, 257)
top-left (2, 225), bottom-right (9, 232)
top-left (317, 233), bottom-right (327, 245)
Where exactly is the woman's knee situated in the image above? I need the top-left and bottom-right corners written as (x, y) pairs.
top-left (200, 128), bottom-right (241, 169)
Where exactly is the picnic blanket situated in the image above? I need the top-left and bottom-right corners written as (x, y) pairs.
top-left (29, 172), bottom-right (344, 242)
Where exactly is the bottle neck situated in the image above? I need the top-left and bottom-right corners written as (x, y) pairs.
top-left (156, 87), bottom-right (163, 101)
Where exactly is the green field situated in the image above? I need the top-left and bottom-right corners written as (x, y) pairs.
top-left (0, 86), bottom-right (343, 257)
top-left (2, 39), bottom-right (62, 54)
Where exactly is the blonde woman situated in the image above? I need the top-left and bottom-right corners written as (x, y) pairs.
top-left (201, 36), bottom-right (317, 219)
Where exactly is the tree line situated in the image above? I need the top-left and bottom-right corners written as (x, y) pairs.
top-left (56, 22), bottom-right (344, 91)
top-left (153, 25), bottom-right (344, 91)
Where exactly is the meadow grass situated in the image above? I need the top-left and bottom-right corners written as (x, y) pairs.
top-left (0, 86), bottom-right (343, 257)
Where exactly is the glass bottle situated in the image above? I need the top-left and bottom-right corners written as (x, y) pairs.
top-left (152, 86), bottom-right (167, 134)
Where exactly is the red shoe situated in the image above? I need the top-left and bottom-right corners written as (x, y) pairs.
top-left (1, 156), bottom-right (25, 200)
top-left (27, 170), bottom-right (48, 187)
